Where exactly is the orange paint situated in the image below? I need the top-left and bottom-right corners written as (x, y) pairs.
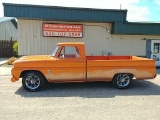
top-left (11, 42), bottom-right (156, 83)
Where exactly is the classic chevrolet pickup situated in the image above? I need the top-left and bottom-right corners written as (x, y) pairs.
top-left (11, 42), bottom-right (156, 91)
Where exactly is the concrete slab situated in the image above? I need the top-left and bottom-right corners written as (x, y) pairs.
top-left (0, 58), bottom-right (11, 76)
top-left (0, 57), bottom-right (8, 65)
top-left (0, 60), bottom-right (7, 65)
top-left (0, 57), bottom-right (9, 61)
top-left (0, 67), bottom-right (12, 76)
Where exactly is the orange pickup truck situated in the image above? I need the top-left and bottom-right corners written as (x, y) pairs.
top-left (11, 42), bottom-right (156, 91)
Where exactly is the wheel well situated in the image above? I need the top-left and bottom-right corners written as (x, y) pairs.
top-left (113, 73), bottom-right (134, 79)
top-left (20, 70), bottom-right (47, 80)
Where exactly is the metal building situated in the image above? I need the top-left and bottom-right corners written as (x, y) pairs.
top-left (0, 17), bottom-right (17, 41)
top-left (3, 3), bottom-right (160, 66)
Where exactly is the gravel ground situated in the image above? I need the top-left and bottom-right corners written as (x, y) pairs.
top-left (0, 65), bottom-right (160, 120)
top-left (0, 64), bottom-right (12, 76)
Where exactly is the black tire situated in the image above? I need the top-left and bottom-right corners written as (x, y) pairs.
top-left (22, 71), bottom-right (45, 92)
top-left (112, 73), bottom-right (132, 89)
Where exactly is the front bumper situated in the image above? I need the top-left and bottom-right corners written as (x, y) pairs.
top-left (10, 68), bottom-right (21, 82)
top-left (11, 76), bottom-right (18, 82)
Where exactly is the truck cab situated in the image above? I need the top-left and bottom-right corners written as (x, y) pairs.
top-left (46, 42), bottom-right (86, 82)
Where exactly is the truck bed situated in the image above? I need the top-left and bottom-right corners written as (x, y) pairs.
top-left (86, 56), bottom-right (156, 81)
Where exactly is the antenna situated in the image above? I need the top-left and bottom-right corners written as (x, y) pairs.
top-left (120, 4), bottom-right (122, 10)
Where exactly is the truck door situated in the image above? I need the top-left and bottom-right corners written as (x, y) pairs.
top-left (53, 46), bottom-right (86, 82)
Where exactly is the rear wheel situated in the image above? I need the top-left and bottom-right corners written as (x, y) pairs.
top-left (22, 71), bottom-right (45, 92)
top-left (112, 73), bottom-right (132, 89)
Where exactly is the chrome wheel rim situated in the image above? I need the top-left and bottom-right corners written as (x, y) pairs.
top-left (117, 74), bottom-right (130, 87)
top-left (25, 75), bottom-right (40, 90)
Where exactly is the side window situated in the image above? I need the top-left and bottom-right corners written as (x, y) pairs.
top-left (59, 46), bottom-right (80, 58)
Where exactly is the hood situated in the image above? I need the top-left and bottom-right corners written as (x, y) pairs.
top-left (13, 55), bottom-right (50, 67)
top-left (20, 55), bottom-right (50, 61)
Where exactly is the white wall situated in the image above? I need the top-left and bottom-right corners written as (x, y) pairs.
top-left (0, 20), bottom-right (17, 41)
top-left (18, 19), bottom-right (160, 56)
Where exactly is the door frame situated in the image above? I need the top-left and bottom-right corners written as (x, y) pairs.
top-left (151, 40), bottom-right (160, 66)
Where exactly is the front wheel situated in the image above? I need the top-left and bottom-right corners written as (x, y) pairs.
top-left (112, 73), bottom-right (132, 89)
top-left (22, 71), bottom-right (45, 92)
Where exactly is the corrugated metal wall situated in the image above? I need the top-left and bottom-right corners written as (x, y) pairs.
top-left (18, 19), bottom-right (160, 56)
top-left (0, 20), bottom-right (17, 40)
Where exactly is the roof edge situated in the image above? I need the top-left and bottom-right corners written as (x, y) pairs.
top-left (126, 21), bottom-right (160, 25)
top-left (2, 3), bottom-right (128, 12)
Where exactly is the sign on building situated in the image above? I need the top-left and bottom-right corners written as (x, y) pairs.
top-left (42, 23), bottom-right (83, 38)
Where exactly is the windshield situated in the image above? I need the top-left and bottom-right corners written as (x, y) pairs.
top-left (51, 46), bottom-right (59, 57)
